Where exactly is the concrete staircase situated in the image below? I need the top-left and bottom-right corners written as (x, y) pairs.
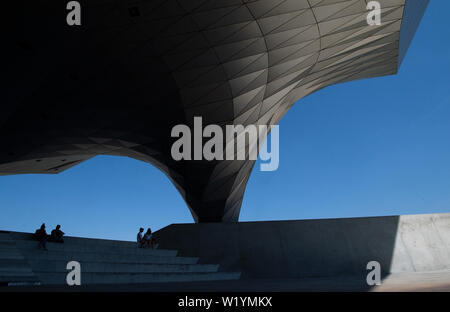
top-left (0, 231), bottom-right (240, 286)
top-left (0, 232), bottom-right (40, 285)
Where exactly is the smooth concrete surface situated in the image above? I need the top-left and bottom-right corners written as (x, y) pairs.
top-left (32, 272), bottom-right (241, 285)
top-left (154, 213), bottom-right (450, 280)
top-left (373, 270), bottom-right (450, 292)
top-left (2, 270), bottom-right (449, 292)
top-left (389, 214), bottom-right (450, 272)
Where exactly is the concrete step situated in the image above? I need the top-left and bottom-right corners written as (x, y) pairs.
top-left (0, 241), bottom-right (16, 248)
top-left (0, 245), bottom-right (24, 253)
top-left (0, 235), bottom-right (16, 250)
top-left (27, 260), bottom-right (219, 273)
top-left (0, 275), bottom-right (39, 284)
top-left (7, 232), bottom-right (153, 249)
top-left (19, 249), bottom-right (199, 264)
top-left (35, 271), bottom-right (242, 285)
top-left (0, 268), bottom-right (34, 275)
top-left (0, 233), bottom-right (12, 239)
top-left (0, 254), bottom-right (25, 261)
top-left (0, 231), bottom-right (242, 286)
top-left (0, 248), bottom-right (25, 260)
top-left (0, 260), bottom-right (33, 271)
top-left (13, 240), bottom-right (176, 256)
top-left (0, 233), bottom-right (40, 285)
top-left (0, 268), bottom-right (38, 285)
top-left (0, 259), bottom-right (29, 266)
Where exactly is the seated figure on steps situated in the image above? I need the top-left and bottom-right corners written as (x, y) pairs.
top-left (33, 223), bottom-right (48, 250)
top-left (137, 227), bottom-right (144, 248)
top-left (142, 228), bottom-right (155, 249)
top-left (49, 224), bottom-right (65, 243)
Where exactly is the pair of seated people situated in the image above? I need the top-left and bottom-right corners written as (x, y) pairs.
top-left (137, 227), bottom-right (155, 249)
top-left (33, 224), bottom-right (65, 250)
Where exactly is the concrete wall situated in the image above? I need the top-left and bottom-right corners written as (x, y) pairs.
top-left (390, 214), bottom-right (450, 272)
top-left (154, 213), bottom-right (450, 279)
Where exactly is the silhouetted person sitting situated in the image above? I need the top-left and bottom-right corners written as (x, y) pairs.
top-left (33, 223), bottom-right (48, 250)
top-left (142, 228), bottom-right (155, 249)
top-left (50, 225), bottom-right (65, 243)
top-left (137, 227), bottom-right (144, 248)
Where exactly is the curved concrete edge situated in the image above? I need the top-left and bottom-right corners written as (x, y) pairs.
top-left (398, 0), bottom-right (430, 66)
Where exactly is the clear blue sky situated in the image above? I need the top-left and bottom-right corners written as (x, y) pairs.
top-left (1, 3), bottom-right (449, 241)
